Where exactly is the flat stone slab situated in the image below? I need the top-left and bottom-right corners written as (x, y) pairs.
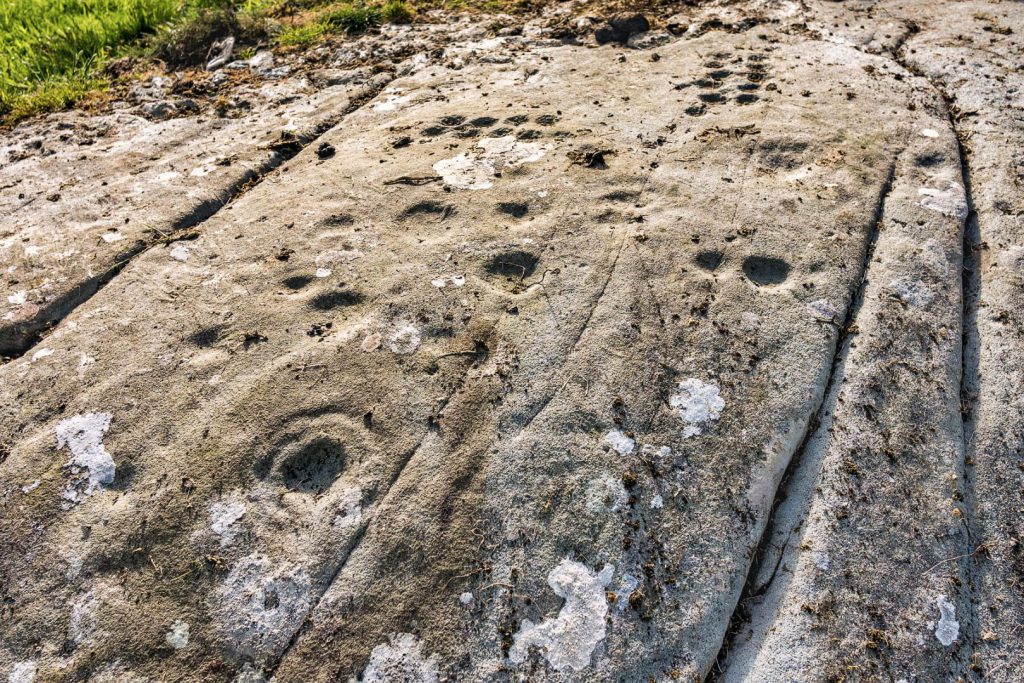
top-left (0, 74), bottom-right (378, 356)
top-left (1, 1), bottom-right (1022, 681)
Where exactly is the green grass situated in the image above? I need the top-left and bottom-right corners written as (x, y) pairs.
top-left (0, 0), bottom-right (243, 120)
top-left (278, 1), bottom-right (414, 48)
top-left (0, 0), bottom-right (474, 124)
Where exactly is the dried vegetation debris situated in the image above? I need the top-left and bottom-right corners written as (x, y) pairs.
top-left (2, 1), bottom-right (1024, 682)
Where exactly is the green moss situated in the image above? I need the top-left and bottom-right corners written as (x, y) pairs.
top-left (276, 20), bottom-right (326, 46)
top-left (381, 0), bottom-right (415, 24)
top-left (321, 3), bottom-right (382, 34)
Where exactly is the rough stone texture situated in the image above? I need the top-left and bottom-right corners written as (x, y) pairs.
top-left (0, 73), bottom-right (375, 355)
top-left (1, 1), bottom-right (1022, 682)
top-left (0, 19), bottom-right (504, 356)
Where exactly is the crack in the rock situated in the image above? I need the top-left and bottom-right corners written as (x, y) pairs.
top-left (891, 40), bottom-right (983, 676)
top-left (506, 235), bottom-right (627, 437)
top-left (955, 127), bottom-right (983, 681)
top-left (0, 74), bottom-right (396, 363)
top-left (266, 322), bottom-right (497, 675)
top-left (706, 156), bottom-right (899, 681)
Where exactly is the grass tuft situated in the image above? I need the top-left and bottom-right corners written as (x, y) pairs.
top-left (321, 3), bottom-right (381, 34)
top-left (276, 20), bottom-right (326, 47)
top-left (0, 0), bottom-right (180, 115)
top-left (380, 0), bottom-right (415, 24)
top-left (0, 0), bottom-right (417, 123)
top-left (148, 6), bottom-right (240, 67)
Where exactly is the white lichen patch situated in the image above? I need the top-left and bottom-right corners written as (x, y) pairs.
top-left (8, 661), bottom-right (36, 683)
top-left (30, 348), bottom-right (53, 362)
top-left (433, 154), bottom-right (493, 191)
top-left (361, 633), bottom-right (439, 683)
top-left (166, 620), bottom-right (190, 649)
top-left (639, 444), bottom-right (672, 460)
top-left (7, 290), bottom-right (27, 305)
top-left (169, 244), bottom-right (190, 262)
top-left (807, 298), bottom-right (839, 322)
top-left (812, 551), bottom-right (831, 571)
top-left (650, 494), bottom-right (664, 509)
top-left (603, 429), bottom-right (635, 455)
top-left (918, 237), bottom-right (953, 276)
top-left (740, 311), bottom-right (761, 331)
top-left (431, 274), bottom-right (466, 288)
top-left (669, 379), bottom-right (725, 438)
top-left (920, 128), bottom-right (940, 138)
top-left (69, 598), bottom-right (95, 644)
top-left (361, 333), bottom-right (382, 352)
top-left (77, 353), bottom-right (96, 377)
top-left (887, 277), bottom-right (935, 308)
top-left (56, 413), bottom-right (115, 503)
top-left (315, 248), bottom-right (363, 278)
top-left (388, 324), bottom-right (421, 355)
top-left (154, 170), bottom-right (182, 183)
top-left (585, 474), bottom-right (628, 514)
top-left (933, 595), bottom-right (960, 646)
top-left (233, 664), bottom-right (267, 683)
top-left (508, 558), bottom-right (614, 671)
top-left (433, 136), bottom-right (550, 190)
top-left (332, 487), bottom-right (363, 529)
top-left (209, 498), bottom-right (246, 546)
top-left (214, 554), bottom-right (313, 659)
top-left (459, 592), bottom-right (474, 606)
top-left (919, 183), bottom-right (968, 220)
top-left (101, 231), bottom-right (125, 243)
top-left (70, 585), bottom-right (119, 644)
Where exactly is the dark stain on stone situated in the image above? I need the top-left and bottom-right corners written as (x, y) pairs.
top-left (310, 289), bottom-right (364, 310)
top-left (743, 256), bottom-right (791, 286)
top-left (497, 202), bottom-right (529, 218)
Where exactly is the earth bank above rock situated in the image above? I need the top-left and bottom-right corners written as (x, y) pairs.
top-left (1, 1), bottom-right (1023, 682)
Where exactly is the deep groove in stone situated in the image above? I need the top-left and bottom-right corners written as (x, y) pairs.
top-left (0, 74), bottom-right (397, 364)
top-left (893, 42), bottom-right (982, 673)
top-left (954, 122), bottom-right (983, 674)
top-left (706, 158), bottom-right (899, 680)
top-left (262, 430), bottom-right (428, 678)
top-left (265, 325), bottom-right (492, 675)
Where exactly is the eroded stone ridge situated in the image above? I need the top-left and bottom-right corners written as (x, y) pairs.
top-left (1, 1), bottom-right (1022, 682)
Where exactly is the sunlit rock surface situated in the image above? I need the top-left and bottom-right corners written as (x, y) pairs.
top-left (2, 1), bottom-right (1022, 681)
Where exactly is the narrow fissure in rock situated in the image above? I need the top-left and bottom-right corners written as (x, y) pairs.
top-left (706, 159), bottom-right (900, 680)
top-left (894, 40), bottom-right (984, 669)
top-left (0, 74), bottom-right (396, 364)
top-left (951, 110), bottom-right (984, 676)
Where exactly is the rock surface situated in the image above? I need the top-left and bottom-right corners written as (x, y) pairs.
top-left (1, 1), bottom-right (1022, 682)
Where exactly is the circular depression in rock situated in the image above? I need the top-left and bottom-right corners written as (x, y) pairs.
top-left (742, 255), bottom-right (791, 286)
top-left (277, 437), bottom-right (347, 493)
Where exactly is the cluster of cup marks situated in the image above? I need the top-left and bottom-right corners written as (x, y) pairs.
top-left (420, 112), bottom-right (568, 142)
top-left (685, 51), bottom-right (769, 115)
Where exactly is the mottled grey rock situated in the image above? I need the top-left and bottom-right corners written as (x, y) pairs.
top-left (1, 1), bottom-right (1022, 682)
top-left (140, 100), bottom-right (177, 120)
top-left (594, 12), bottom-right (650, 45)
top-left (626, 30), bottom-right (673, 50)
